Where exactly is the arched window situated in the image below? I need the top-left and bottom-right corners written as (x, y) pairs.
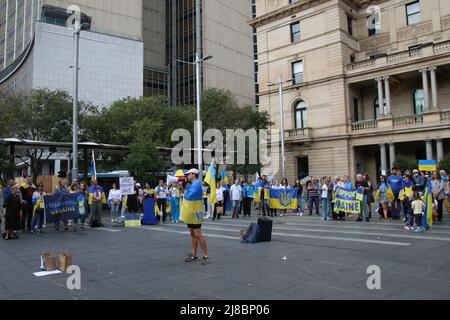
top-left (295, 101), bottom-right (307, 129)
top-left (413, 89), bottom-right (424, 115)
top-left (374, 97), bottom-right (386, 119)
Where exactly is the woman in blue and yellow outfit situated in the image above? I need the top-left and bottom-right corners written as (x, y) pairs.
top-left (142, 183), bottom-right (158, 225)
top-left (169, 183), bottom-right (181, 223)
top-left (375, 175), bottom-right (395, 223)
top-left (182, 169), bottom-right (209, 265)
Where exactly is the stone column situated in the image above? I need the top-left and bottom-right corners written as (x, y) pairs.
top-left (425, 139), bottom-right (434, 161)
top-left (380, 144), bottom-right (388, 175)
top-left (384, 76), bottom-right (391, 115)
top-left (420, 69), bottom-right (430, 111)
top-left (376, 78), bottom-right (384, 117)
top-left (436, 139), bottom-right (444, 162)
top-left (429, 66), bottom-right (438, 109)
top-left (389, 143), bottom-right (396, 170)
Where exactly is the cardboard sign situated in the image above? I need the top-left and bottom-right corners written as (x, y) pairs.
top-left (120, 177), bottom-right (135, 195)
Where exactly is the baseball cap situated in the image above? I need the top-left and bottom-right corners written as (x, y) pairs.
top-left (186, 169), bottom-right (199, 175)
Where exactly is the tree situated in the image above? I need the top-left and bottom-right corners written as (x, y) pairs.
top-left (394, 154), bottom-right (417, 172)
top-left (80, 96), bottom-right (196, 172)
top-left (0, 89), bottom-right (92, 181)
top-left (439, 154), bottom-right (450, 173)
top-left (201, 88), bottom-right (272, 176)
top-left (123, 119), bottom-right (164, 183)
top-left (0, 142), bottom-right (14, 180)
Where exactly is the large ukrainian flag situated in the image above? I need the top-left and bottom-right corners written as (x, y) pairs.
top-left (204, 161), bottom-right (217, 205)
top-left (419, 160), bottom-right (437, 172)
top-left (422, 180), bottom-right (433, 230)
top-left (269, 188), bottom-right (298, 210)
top-left (181, 179), bottom-right (204, 225)
top-left (220, 170), bottom-right (230, 185)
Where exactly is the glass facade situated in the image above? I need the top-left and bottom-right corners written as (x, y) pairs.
top-left (166, 0), bottom-right (202, 106)
top-left (144, 66), bottom-right (168, 98)
top-left (0, 0), bottom-right (38, 74)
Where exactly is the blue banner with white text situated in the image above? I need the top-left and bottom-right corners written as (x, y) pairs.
top-left (44, 192), bottom-right (86, 222)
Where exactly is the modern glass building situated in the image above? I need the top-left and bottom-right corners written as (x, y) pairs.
top-left (0, 0), bottom-right (144, 106)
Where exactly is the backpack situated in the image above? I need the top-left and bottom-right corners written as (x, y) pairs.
top-left (241, 223), bottom-right (260, 244)
top-left (90, 220), bottom-right (101, 228)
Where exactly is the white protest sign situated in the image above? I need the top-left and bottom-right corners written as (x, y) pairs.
top-left (120, 177), bottom-right (135, 195)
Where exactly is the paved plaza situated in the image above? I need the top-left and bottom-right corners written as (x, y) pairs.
top-left (1, 212), bottom-right (450, 300)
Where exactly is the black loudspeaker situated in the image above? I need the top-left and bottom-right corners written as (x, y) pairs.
top-left (257, 217), bottom-right (273, 242)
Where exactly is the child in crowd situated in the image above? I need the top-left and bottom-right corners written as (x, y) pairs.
top-left (411, 192), bottom-right (425, 233)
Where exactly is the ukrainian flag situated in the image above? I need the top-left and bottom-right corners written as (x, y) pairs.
top-left (269, 188), bottom-right (298, 210)
top-left (221, 170), bottom-right (230, 185)
top-left (419, 160), bottom-right (437, 172)
top-left (90, 150), bottom-right (97, 181)
top-left (254, 185), bottom-right (269, 203)
top-left (422, 180), bottom-right (433, 230)
top-left (204, 161), bottom-right (217, 205)
top-left (181, 179), bottom-right (204, 225)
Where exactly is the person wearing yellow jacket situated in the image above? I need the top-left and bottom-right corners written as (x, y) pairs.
top-left (88, 180), bottom-right (106, 227)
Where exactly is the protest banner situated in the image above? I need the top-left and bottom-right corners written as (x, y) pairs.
top-left (333, 187), bottom-right (364, 214)
top-left (44, 192), bottom-right (86, 223)
top-left (120, 177), bottom-right (135, 195)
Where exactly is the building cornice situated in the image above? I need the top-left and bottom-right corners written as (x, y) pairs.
top-left (249, 0), bottom-right (330, 28)
top-left (249, 0), bottom-right (387, 28)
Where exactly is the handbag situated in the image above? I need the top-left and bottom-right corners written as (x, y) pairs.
top-left (216, 206), bottom-right (224, 214)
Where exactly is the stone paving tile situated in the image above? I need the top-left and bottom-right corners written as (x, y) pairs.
top-left (1, 213), bottom-right (450, 299)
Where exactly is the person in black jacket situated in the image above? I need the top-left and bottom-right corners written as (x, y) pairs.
top-left (19, 176), bottom-right (35, 232)
top-left (294, 179), bottom-right (304, 216)
top-left (5, 185), bottom-right (22, 240)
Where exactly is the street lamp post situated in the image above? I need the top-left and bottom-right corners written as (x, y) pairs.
top-left (71, 21), bottom-right (89, 182)
top-left (278, 76), bottom-right (286, 179)
top-left (195, 0), bottom-right (202, 181)
top-left (176, 55), bottom-right (212, 181)
top-left (176, 0), bottom-right (213, 180)
top-left (268, 76), bottom-right (293, 179)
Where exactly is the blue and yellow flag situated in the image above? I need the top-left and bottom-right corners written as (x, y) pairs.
top-left (269, 188), bottom-right (298, 210)
top-left (204, 161), bottom-right (217, 206)
top-left (90, 150), bottom-right (97, 181)
top-left (181, 179), bottom-right (204, 225)
top-left (419, 160), bottom-right (437, 172)
top-left (220, 170), bottom-right (230, 185)
top-left (422, 180), bottom-right (433, 230)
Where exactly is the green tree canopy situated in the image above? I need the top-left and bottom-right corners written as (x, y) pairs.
top-left (0, 89), bottom-right (93, 181)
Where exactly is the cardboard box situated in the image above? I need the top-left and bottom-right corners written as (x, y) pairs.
top-left (42, 253), bottom-right (57, 271)
top-left (59, 252), bottom-right (73, 272)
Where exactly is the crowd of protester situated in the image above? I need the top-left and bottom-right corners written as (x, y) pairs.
top-left (1, 167), bottom-right (449, 240)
